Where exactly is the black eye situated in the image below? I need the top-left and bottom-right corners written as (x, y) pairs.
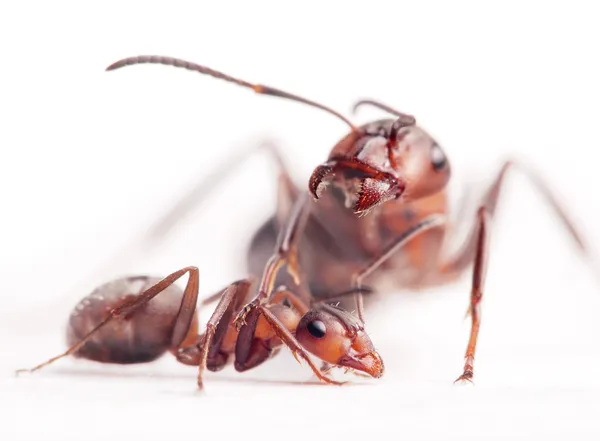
top-left (307, 320), bottom-right (327, 338)
top-left (430, 143), bottom-right (447, 171)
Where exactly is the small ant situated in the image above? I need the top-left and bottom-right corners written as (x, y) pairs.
top-left (17, 55), bottom-right (590, 389)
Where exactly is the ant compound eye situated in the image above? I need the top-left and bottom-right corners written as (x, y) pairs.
top-left (307, 320), bottom-right (327, 339)
top-left (430, 143), bottom-right (447, 171)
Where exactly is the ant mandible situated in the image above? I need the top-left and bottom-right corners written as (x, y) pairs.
top-left (17, 55), bottom-right (590, 389)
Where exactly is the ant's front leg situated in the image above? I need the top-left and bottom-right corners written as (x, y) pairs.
top-left (176, 279), bottom-right (254, 390)
top-left (178, 282), bottom-right (308, 389)
top-left (234, 283), bottom-right (384, 384)
top-left (233, 287), bottom-right (306, 372)
top-left (234, 192), bottom-right (312, 329)
top-left (440, 160), bottom-right (589, 384)
top-left (237, 303), bottom-right (345, 385)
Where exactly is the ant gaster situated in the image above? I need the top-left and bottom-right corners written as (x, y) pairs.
top-left (17, 55), bottom-right (590, 389)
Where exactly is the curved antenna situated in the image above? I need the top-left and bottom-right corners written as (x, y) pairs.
top-left (106, 55), bottom-right (357, 131)
top-left (388, 113), bottom-right (417, 141)
top-left (352, 99), bottom-right (413, 120)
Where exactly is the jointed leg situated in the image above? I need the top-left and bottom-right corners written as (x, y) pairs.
top-left (265, 191), bottom-right (312, 292)
top-left (440, 160), bottom-right (589, 383)
top-left (352, 214), bottom-right (447, 289)
top-left (308, 287), bottom-right (373, 382)
top-left (17, 267), bottom-right (200, 374)
top-left (188, 279), bottom-right (253, 390)
top-left (234, 192), bottom-right (312, 328)
top-left (147, 141), bottom-right (299, 243)
top-left (453, 208), bottom-right (490, 384)
top-left (256, 305), bottom-right (344, 385)
top-left (233, 285), bottom-right (312, 372)
top-left (355, 292), bottom-right (365, 323)
top-left (441, 160), bottom-right (587, 274)
top-left (67, 141), bottom-right (298, 308)
top-left (235, 284), bottom-right (372, 383)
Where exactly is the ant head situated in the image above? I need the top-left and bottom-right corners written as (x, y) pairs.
top-left (295, 304), bottom-right (384, 378)
top-left (105, 57), bottom-right (449, 217)
top-left (310, 105), bottom-right (451, 216)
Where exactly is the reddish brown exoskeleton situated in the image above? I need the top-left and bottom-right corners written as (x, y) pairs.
top-left (17, 56), bottom-right (590, 389)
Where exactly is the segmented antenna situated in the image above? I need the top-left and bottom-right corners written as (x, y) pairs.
top-left (352, 99), bottom-right (414, 121)
top-left (106, 55), bottom-right (357, 131)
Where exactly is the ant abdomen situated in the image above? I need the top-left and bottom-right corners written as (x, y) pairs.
top-left (66, 276), bottom-right (191, 364)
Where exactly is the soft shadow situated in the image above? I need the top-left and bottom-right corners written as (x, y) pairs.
top-left (28, 366), bottom-right (373, 389)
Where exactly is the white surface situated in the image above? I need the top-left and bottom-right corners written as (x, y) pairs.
top-left (2, 1), bottom-right (600, 440)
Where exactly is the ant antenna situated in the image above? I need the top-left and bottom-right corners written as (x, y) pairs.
top-left (388, 114), bottom-right (417, 142)
top-left (352, 99), bottom-right (413, 120)
top-left (106, 56), bottom-right (357, 131)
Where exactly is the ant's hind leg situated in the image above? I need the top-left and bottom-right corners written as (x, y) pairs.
top-left (147, 140), bottom-right (300, 243)
top-left (69, 141), bottom-right (299, 304)
top-left (16, 267), bottom-right (200, 375)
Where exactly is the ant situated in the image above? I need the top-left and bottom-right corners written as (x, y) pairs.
top-left (17, 55), bottom-right (590, 390)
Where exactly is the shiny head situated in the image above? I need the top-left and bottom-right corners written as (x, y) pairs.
top-left (309, 116), bottom-right (450, 215)
top-left (295, 304), bottom-right (384, 378)
top-left (106, 58), bottom-right (450, 216)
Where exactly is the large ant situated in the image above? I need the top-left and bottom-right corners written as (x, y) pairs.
top-left (17, 55), bottom-right (590, 389)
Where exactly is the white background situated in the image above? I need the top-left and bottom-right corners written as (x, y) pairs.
top-left (2, 1), bottom-right (600, 440)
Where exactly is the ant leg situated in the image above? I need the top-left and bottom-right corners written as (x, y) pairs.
top-left (442, 160), bottom-right (587, 274)
top-left (307, 362), bottom-right (336, 382)
top-left (255, 304), bottom-right (345, 385)
top-left (189, 279), bottom-right (253, 390)
top-left (450, 208), bottom-right (489, 384)
top-left (266, 192), bottom-right (312, 290)
top-left (234, 192), bottom-right (312, 328)
top-left (175, 280), bottom-right (251, 364)
top-left (355, 291), bottom-right (365, 323)
top-left (438, 160), bottom-right (589, 384)
top-left (313, 216), bottom-right (446, 355)
top-left (69, 141), bottom-right (298, 303)
top-left (351, 214), bottom-right (447, 289)
top-left (308, 288), bottom-right (372, 382)
top-left (187, 282), bottom-right (311, 385)
top-left (16, 267), bottom-right (200, 374)
top-left (233, 286), bottom-right (309, 373)
top-left (234, 286), bottom-right (373, 382)
top-left (147, 140), bottom-right (300, 243)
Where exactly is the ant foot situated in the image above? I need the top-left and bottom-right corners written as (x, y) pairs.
top-left (15, 366), bottom-right (41, 376)
top-left (453, 371), bottom-right (474, 385)
top-left (234, 301), bottom-right (259, 331)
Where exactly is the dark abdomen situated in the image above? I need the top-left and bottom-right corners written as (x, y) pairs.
top-left (66, 276), bottom-right (185, 364)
